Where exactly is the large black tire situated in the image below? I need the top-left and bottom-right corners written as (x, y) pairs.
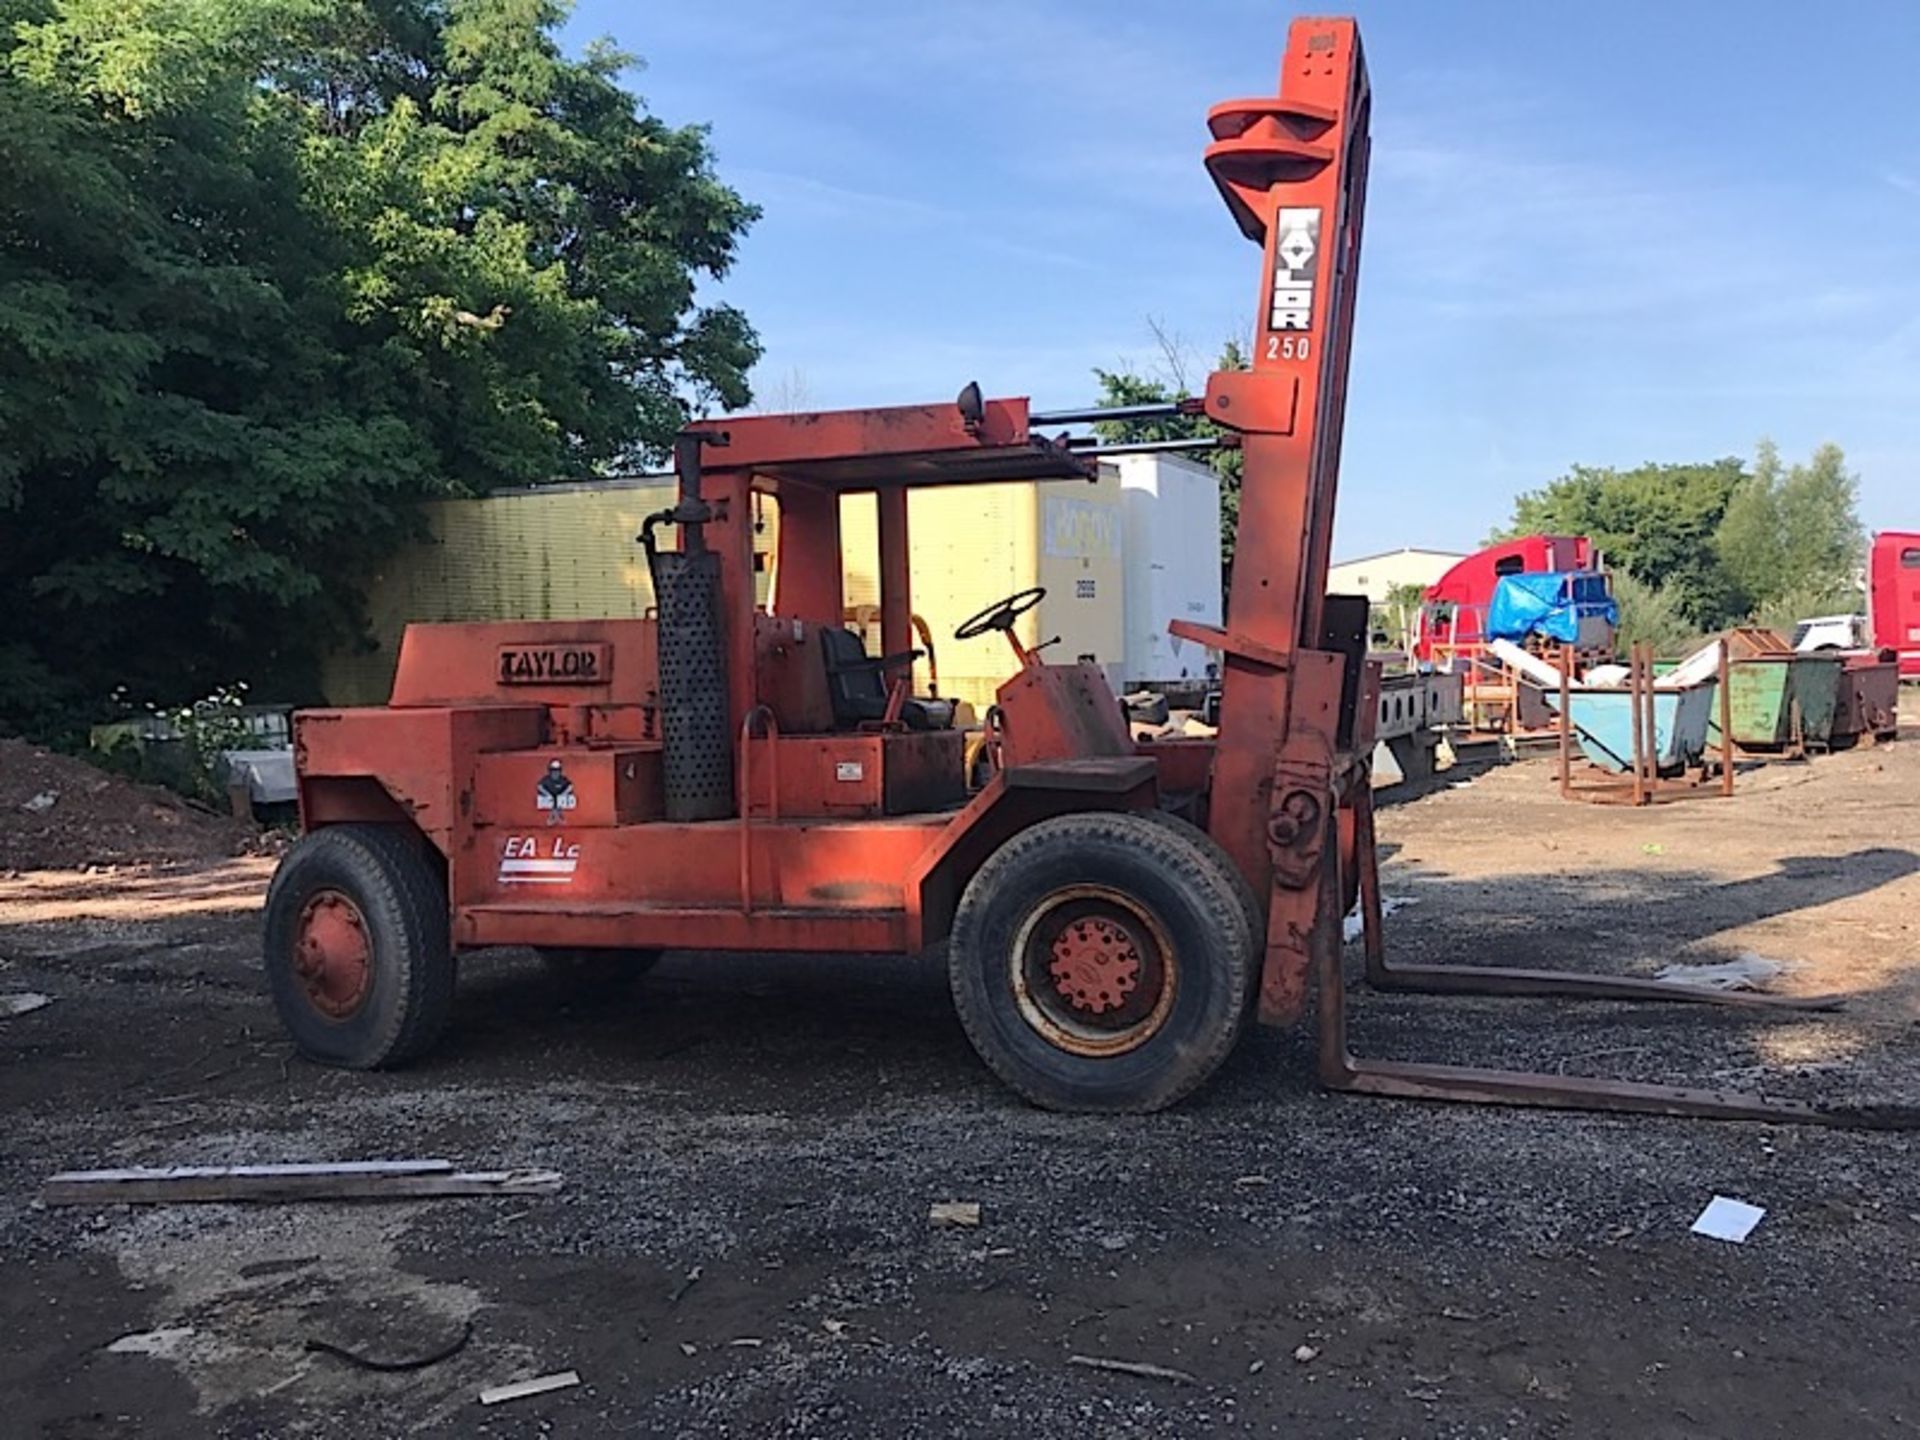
top-left (947, 811), bottom-right (1255, 1113)
top-left (1137, 809), bottom-right (1266, 961)
top-left (537, 947), bottom-right (662, 997)
top-left (263, 825), bottom-right (454, 1070)
top-left (1137, 808), bottom-right (1268, 1021)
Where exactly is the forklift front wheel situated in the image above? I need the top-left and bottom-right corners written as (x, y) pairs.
top-left (263, 825), bottom-right (454, 1070)
top-left (948, 812), bottom-right (1254, 1113)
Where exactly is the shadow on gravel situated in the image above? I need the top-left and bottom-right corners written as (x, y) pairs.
top-left (1373, 750), bottom-right (1503, 807)
top-left (412, 846), bottom-right (1919, 1118)
top-left (434, 947), bottom-right (978, 1110)
top-left (1378, 847), bottom-right (1920, 969)
top-left (8, 845), bottom-right (1905, 1122)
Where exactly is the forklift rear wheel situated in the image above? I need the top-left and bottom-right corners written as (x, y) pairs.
top-left (948, 812), bottom-right (1255, 1112)
top-left (537, 948), bottom-right (662, 996)
top-left (263, 824), bottom-right (454, 1070)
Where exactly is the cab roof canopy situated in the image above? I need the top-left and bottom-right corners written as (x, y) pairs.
top-left (685, 392), bottom-right (1098, 495)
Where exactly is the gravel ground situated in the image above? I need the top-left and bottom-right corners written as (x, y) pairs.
top-left (1, 725), bottom-right (1917, 1438)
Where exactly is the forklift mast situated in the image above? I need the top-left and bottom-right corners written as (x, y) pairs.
top-left (1184, 17), bottom-right (1372, 1025)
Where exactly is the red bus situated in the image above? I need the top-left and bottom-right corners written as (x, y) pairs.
top-left (1870, 531), bottom-right (1920, 679)
top-left (1412, 535), bottom-right (1596, 664)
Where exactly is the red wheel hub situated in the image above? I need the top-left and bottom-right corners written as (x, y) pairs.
top-left (294, 890), bottom-right (372, 1019)
top-left (1047, 916), bottom-right (1142, 1015)
top-left (1015, 887), bottom-right (1177, 1058)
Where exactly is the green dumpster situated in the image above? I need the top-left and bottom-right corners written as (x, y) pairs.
top-left (1704, 655), bottom-right (1842, 751)
top-left (1788, 654), bottom-right (1841, 749)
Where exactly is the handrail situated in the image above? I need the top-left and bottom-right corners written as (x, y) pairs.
top-left (738, 705), bottom-right (779, 913)
top-left (983, 704), bottom-right (1006, 780)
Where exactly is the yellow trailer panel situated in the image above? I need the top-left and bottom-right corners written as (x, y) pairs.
top-left (320, 481), bottom-right (672, 704)
top-left (837, 471), bottom-right (1123, 712)
top-left (320, 472), bottom-right (1127, 714)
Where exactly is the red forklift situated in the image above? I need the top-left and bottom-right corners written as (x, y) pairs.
top-left (264, 17), bottom-right (1905, 1127)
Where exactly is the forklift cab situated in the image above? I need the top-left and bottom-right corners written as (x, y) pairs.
top-left (654, 393), bottom-right (1133, 824)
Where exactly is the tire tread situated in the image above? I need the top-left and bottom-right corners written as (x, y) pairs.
top-left (263, 824), bottom-right (452, 1069)
top-left (948, 810), bottom-right (1253, 1113)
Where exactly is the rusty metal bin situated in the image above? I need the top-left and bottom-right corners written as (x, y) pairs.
top-left (1831, 652), bottom-right (1901, 747)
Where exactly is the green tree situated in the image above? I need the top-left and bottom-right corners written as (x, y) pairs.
top-left (1091, 334), bottom-right (1247, 578)
top-left (1498, 442), bottom-right (1865, 641)
top-left (1499, 458), bottom-right (1748, 629)
top-left (1714, 441), bottom-right (1787, 608)
top-left (1717, 440), bottom-right (1864, 619)
top-left (1609, 570), bottom-right (1699, 654)
top-left (0, 0), bottom-right (759, 741)
top-left (1372, 580), bottom-right (1427, 652)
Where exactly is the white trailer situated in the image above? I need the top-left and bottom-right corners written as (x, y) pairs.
top-left (1114, 454), bottom-right (1223, 691)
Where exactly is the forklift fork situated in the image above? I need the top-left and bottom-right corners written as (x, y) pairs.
top-left (1316, 791), bottom-right (1919, 1130)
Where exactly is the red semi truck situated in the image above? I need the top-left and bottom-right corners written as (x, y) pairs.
top-left (1412, 535), bottom-right (1597, 665)
top-left (1871, 531), bottom-right (1920, 679)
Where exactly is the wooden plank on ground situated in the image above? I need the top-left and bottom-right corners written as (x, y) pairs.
top-left (41, 1161), bottom-right (563, 1205)
top-left (479, 1370), bottom-right (582, 1406)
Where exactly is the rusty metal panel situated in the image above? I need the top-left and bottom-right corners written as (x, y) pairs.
top-left (711, 397), bottom-right (1059, 474)
top-left (1789, 656), bottom-right (1842, 746)
top-left (995, 661), bottom-right (1135, 767)
top-left (753, 615), bottom-right (836, 735)
top-left (572, 703), bottom-right (657, 744)
top-left (1002, 758), bottom-right (1156, 793)
top-left (471, 748), bottom-right (663, 830)
top-left (297, 704), bottom-right (545, 849)
top-left (389, 619), bottom-right (658, 709)
top-left (1833, 654), bottom-right (1900, 745)
top-left (461, 902), bottom-right (909, 954)
top-left (1717, 656), bottom-right (1842, 751)
top-left (458, 817), bottom-right (944, 921)
top-left (1137, 736), bottom-right (1217, 824)
top-left (748, 732), bottom-right (963, 820)
top-left (766, 735), bottom-right (888, 818)
top-left (882, 731), bottom-right (967, 814)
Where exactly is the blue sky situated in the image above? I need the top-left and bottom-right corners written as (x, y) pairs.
top-left (567, 1), bottom-right (1920, 561)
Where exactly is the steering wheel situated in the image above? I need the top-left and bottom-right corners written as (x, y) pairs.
top-left (955, 586), bottom-right (1046, 641)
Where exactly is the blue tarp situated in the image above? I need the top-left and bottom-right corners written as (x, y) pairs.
top-left (1485, 571), bottom-right (1619, 644)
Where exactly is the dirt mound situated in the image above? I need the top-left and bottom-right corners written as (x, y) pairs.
top-left (0, 737), bottom-right (259, 873)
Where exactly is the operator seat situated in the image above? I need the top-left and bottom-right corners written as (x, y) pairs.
top-left (819, 627), bottom-right (953, 731)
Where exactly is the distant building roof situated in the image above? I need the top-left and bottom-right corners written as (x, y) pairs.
top-left (1330, 545), bottom-right (1468, 569)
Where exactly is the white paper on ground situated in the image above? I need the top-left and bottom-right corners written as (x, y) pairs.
top-left (1656, 953), bottom-right (1792, 992)
top-left (1343, 896), bottom-right (1418, 942)
top-left (1690, 1196), bottom-right (1765, 1243)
